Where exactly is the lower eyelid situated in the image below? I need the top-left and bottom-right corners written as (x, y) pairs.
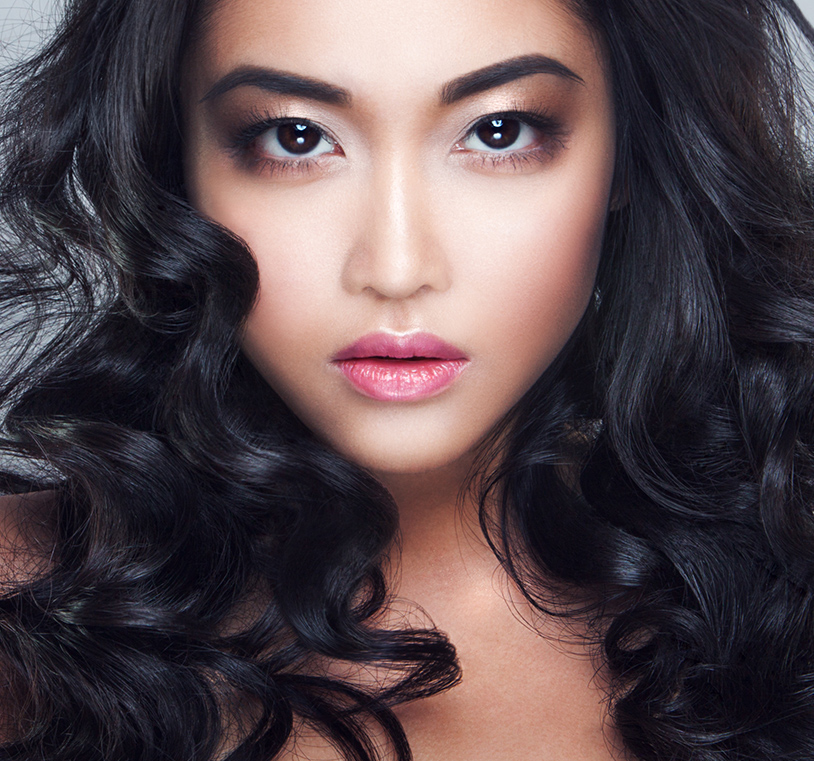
top-left (244, 143), bottom-right (562, 178)
top-left (246, 150), bottom-right (342, 179)
top-left (456, 136), bottom-right (568, 175)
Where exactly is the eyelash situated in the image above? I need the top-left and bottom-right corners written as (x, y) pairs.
top-left (228, 105), bottom-right (568, 178)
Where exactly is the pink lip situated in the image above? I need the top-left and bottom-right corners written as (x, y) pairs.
top-left (332, 332), bottom-right (469, 401)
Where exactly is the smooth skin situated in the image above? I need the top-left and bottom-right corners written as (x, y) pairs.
top-left (183, 0), bottom-right (624, 757)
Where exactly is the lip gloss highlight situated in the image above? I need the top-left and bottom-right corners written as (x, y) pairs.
top-left (333, 333), bottom-right (469, 401)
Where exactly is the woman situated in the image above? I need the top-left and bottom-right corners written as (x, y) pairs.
top-left (0, 0), bottom-right (812, 759)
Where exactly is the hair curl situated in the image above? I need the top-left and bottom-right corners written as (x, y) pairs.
top-left (0, 0), bottom-right (813, 759)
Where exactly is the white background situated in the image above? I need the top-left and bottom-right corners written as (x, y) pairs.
top-left (2, 0), bottom-right (814, 64)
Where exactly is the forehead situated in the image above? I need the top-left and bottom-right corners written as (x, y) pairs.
top-left (187, 0), bottom-right (606, 103)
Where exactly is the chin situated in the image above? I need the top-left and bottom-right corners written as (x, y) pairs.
top-left (330, 435), bottom-right (480, 481)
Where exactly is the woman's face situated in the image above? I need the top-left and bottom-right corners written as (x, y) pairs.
top-left (182, 0), bottom-right (615, 479)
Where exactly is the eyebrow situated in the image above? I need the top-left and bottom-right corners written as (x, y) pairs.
top-left (440, 54), bottom-right (584, 104)
top-left (200, 54), bottom-right (584, 106)
top-left (201, 68), bottom-right (351, 105)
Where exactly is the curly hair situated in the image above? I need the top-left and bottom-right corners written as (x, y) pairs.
top-left (0, 0), bottom-right (813, 759)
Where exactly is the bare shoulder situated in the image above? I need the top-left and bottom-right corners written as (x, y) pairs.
top-left (0, 491), bottom-right (56, 584)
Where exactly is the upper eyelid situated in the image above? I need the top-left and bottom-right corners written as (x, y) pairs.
top-left (456, 111), bottom-right (566, 148)
top-left (250, 116), bottom-right (339, 145)
top-left (464, 109), bottom-right (560, 130)
top-left (284, 113), bottom-right (549, 139)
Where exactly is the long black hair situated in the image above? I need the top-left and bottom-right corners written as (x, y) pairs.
top-left (1, 0), bottom-right (813, 759)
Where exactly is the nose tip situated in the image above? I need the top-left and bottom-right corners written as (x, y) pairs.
top-left (342, 163), bottom-right (450, 299)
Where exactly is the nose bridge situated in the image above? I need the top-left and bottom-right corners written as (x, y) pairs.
top-left (343, 145), bottom-right (449, 299)
top-left (378, 152), bottom-right (412, 261)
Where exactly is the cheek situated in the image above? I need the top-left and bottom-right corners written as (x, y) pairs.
top-left (510, 192), bottom-right (604, 353)
top-left (440, 163), bottom-right (609, 382)
top-left (192, 175), bottom-right (354, 364)
top-left (238, 207), bottom-right (348, 397)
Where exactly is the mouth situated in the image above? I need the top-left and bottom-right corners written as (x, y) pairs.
top-left (332, 332), bottom-right (469, 401)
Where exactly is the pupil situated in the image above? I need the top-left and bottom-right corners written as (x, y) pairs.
top-left (277, 123), bottom-right (320, 154)
top-left (476, 118), bottom-right (520, 149)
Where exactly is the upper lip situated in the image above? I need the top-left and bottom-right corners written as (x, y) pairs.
top-left (333, 332), bottom-right (468, 361)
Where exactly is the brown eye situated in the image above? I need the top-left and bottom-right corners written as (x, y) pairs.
top-left (277, 123), bottom-right (321, 153)
top-left (462, 115), bottom-right (541, 154)
top-left (257, 121), bottom-right (336, 158)
top-left (475, 118), bottom-right (521, 149)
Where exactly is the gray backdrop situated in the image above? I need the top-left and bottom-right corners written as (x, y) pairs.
top-left (1, 0), bottom-right (62, 61)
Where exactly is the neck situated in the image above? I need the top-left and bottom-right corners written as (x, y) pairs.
top-left (373, 455), bottom-right (501, 600)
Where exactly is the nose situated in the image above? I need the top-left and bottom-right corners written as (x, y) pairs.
top-left (341, 155), bottom-right (451, 299)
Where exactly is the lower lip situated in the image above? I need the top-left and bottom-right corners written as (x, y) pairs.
top-left (335, 358), bottom-right (468, 401)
